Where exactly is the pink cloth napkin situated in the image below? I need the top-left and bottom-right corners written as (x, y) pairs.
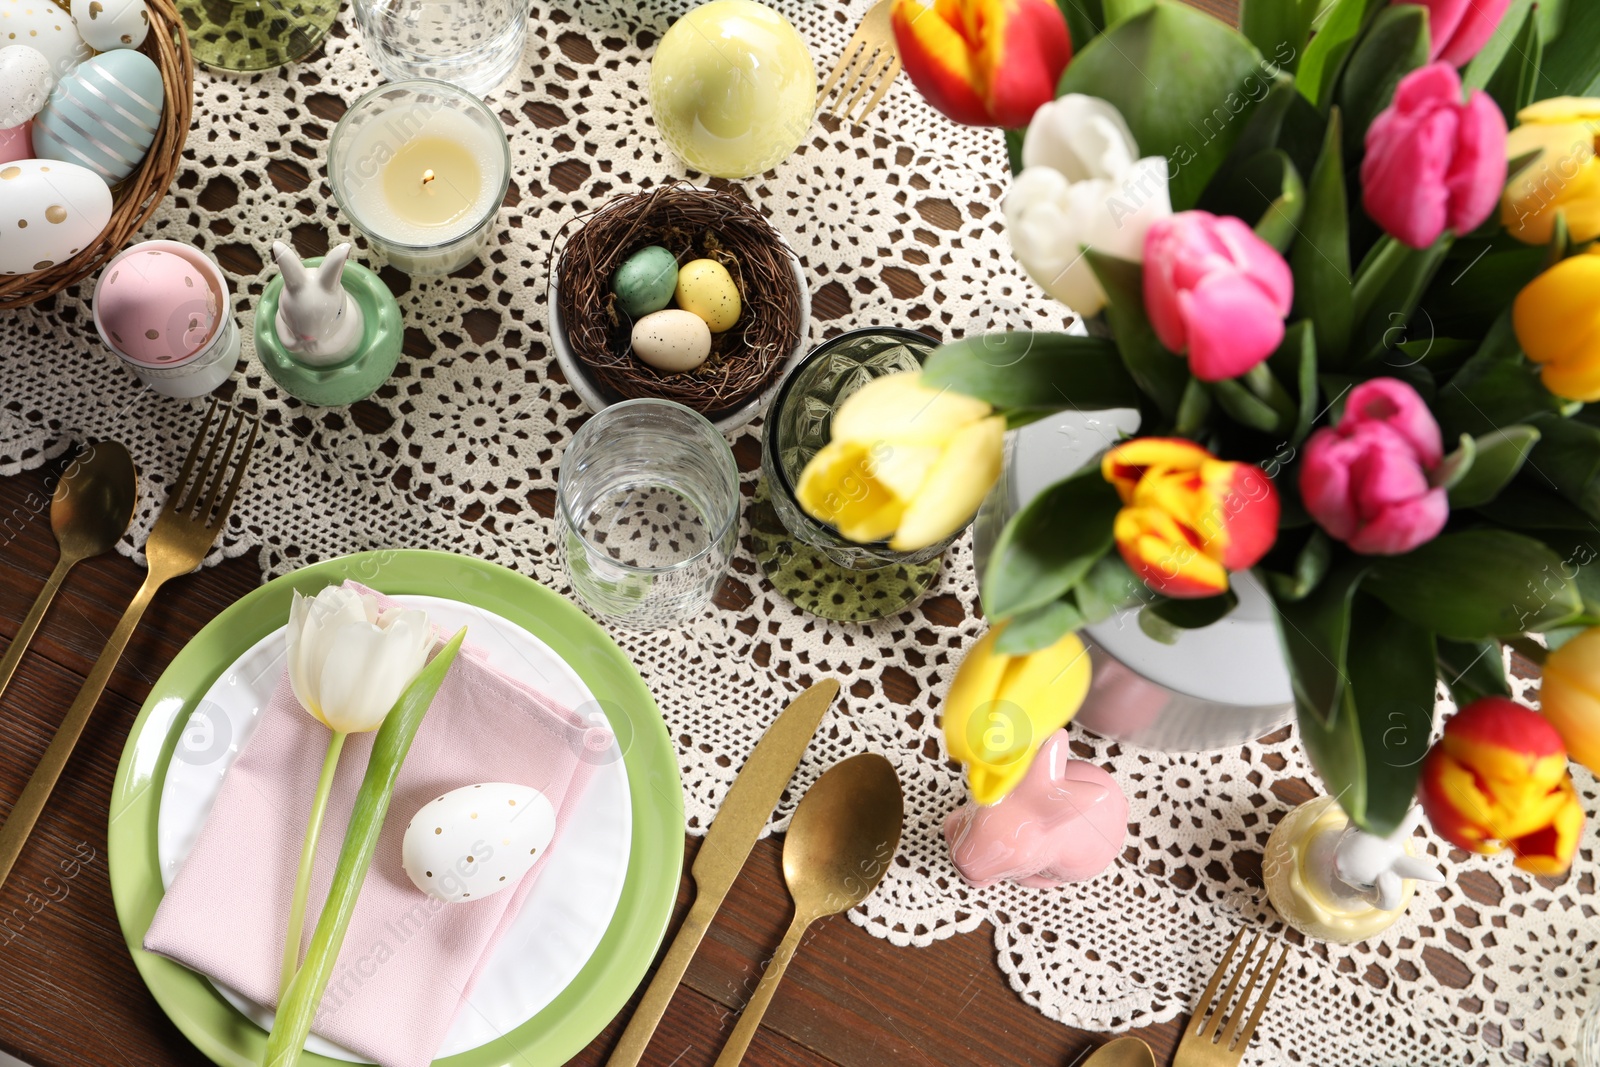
top-left (144, 586), bottom-right (608, 1067)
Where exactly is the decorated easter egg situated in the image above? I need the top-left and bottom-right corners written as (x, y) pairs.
top-left (402, 783), bottom-right (557, 904)
top-left (0, 157), bottom-right (111, 275)
top-left (0, 0), bottom-right (91, 79)
top-left (650, 0), bottom-right (815, 178)
top-left (611, 244), bottom-right (678, 319)
top-left (632, 308), bottom-right (712, 372)
top-left (0, 120), bottom-right (31, 163)
top-left (674, 258), bottom-right (741, 333)
top-left (72, 0), bottom-right (147, 50)
top-left (34, 49), bottom-right (163, 183)
top-left (0, 45), bottom-right (53, 127)
top-left (94, 247), bottom-right (220, 362)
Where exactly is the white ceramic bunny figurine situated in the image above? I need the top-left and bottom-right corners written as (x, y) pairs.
top-left (1264, 796), bottom-right (1446, 943)
top-left (271, 241), bottom-right (364, 367)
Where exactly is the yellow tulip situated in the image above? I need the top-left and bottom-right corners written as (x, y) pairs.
top-left (1502, 97), bottom-right (1600, 246)
top-left (795, 371), bottom-right (1005, 551)
top-left (1537, 626), bottom-right (1600, 774)
top-left (1513, 246), bottom-right (1600, 402)
top-left (942, 623), bottom-right (1092, 805)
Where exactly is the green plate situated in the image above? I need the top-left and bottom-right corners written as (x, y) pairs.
top-left (108, 550), bottom-right (685, 1067)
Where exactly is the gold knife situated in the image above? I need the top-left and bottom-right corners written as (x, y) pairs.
top-left (606, 678), bottom-right (841, 1067)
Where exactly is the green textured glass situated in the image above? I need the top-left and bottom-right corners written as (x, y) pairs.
top-left (178, 0), bottom-right (338, 71)
top-left (755, 327), bottom-right (950, 622)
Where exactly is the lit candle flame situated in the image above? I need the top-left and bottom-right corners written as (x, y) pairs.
top-left (421, 169), bottom-right (436, 186)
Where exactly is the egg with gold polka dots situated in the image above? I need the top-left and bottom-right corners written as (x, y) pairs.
top-left (0, 157), bottom-right (111, 275)
top-left (0, 0), bottom-right (92, 80)
top-left (71, 0), bottom-right (147, 51)
top-left (93, 246), bottom-right (220, 362)
top-left (401, 782), bottom-right (556, 903)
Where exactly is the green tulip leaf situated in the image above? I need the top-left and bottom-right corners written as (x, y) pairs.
top-left (1211, 378), bottom-right (1288, 434)
top-left (1174, 376), bottom-right (1213, 439)
top-left (1056, 0), bottom-right (1105, 51)
top-left (1239, 0), bottom-right (1315, 73)
top-left (1352, 234), bottom-right (1454, 365)
top-left (1267, 321), bottom-right (1319, 446)
top-left (1437, 637), bottom-right (1513, 707)
top-left (1464, 0), bottom-right (1533, 94)
top-left (1541, 0), bottom-right (1596, 95)
top-left (1475, 481), bottom-right (1600, 530)
top-left (1436, 313), bottom-right (1563, 438)
top-left (1291, 111), bottom-right (1353, 365)
top-left (1087, 250), bottom-right (1189, 417)
top-left (1227, 75), bottom-right (1302, 165)
top-left (1145, 590), bottom-right (1239, 630)
top-left (1138, 605), bottom-right (1181, 644)
top-left (1447, 425), bottom-right (1541, 508)
top-left (1431, 434), bottom-right (1477, 492)
top-left (1074, 554), bottom-right (1147, 622)
top-left (1296, 0), bottom-right (1388, 109)
top-left (1103, 0), bottom-right (1154, 25)
top-left (1272, 560), bottom-right (1369, 726)
top-left (1365, 530), bottom-right (1583, 638)
top-left (1528, 414), bottom-right (1600, 520)
top-left (1424, 240), bottom-right (1549, 339)
top-left (994, 596), bottom-right (1090, 655)
top-left (983, 467), bottom-right (1123, 619)
top-left (1057, 3), bottom-right (1270, 210)
top-left (921, 332), bottom-right (1142, 415)
top-left (1483, 0), bottom-right (1543, 119)
top-left (1335, 5), bottom-right (1428, 152)
top-left (1299, 593), bottom-right (1435, 836)
top-left (1265, 529), bottom-right (1332, 602)
top-left (1200, 149), bottom-right (1305, 253)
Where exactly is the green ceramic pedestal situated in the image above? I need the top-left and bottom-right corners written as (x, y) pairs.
top-left (254, 259), bottom-right (403, 406)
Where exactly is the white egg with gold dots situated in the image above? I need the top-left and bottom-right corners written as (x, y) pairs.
top-left (0, 157), bottom-right (112, 275)
top-left (71, 0), bottom-right (148, 50)
top-left (401, 782), bottom-right (557, 904)
top-left (0, 0), bottom-right (92, 79)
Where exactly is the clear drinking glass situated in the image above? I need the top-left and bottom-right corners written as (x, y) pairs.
top-left (354, 0), bottom-right (526, 96)
top-left (558, 399), bottom-right (740, 629)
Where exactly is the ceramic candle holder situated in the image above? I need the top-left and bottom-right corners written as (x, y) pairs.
top-left (327, 80), bottom-right (510, 278)
top-left (92, 240), bottom-right (239, 398)
top-left (254, 242), bottom-right (403, 406)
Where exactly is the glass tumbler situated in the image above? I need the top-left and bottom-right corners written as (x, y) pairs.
top-left (354, 0), bottom-right (526, 96)
top-left (558, 400), bottom-right (740, 629)
top-left (753, 327), bottom-right (952, 622)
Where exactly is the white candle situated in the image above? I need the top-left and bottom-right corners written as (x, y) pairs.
top-left (329, 81), bottom-right (510, 277)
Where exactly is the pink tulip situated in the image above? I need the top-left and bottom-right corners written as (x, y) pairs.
top-left (1396, 0), bottom-right (1511, 67)
top-left (1142, 211), bottom-right (1293, 382)
top-left (1300, 378), bottom-right (1449, 555)
top-left (1362, 63), bottom-right (1508, 249)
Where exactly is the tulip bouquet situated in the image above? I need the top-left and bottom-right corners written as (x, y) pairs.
top-left (798, 0), bottom-right (1600, 868)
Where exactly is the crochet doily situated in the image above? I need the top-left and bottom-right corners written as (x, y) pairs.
top-left (2, 3), bottom-right (1593, 1063)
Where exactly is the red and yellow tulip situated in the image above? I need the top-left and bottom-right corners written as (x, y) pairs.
top-left (889, 0), bottom-right (1073, 129)
top-left (1417, 697), bottom-right (1584, 876)
top-left (1535, 626), bottom-right (1600, 774)
top-left (1101, 438), bottom-right (1280, 599)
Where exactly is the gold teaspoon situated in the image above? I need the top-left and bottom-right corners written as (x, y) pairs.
top-left (0, 442), bottom-right (138, 703)
top-left (713, 752), bottom-right (904, 1067)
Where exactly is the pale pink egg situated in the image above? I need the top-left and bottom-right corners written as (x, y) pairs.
top-left (0, 122), bottom-right (31, 164)
top-left (95, 248), bottom-right (219, 364)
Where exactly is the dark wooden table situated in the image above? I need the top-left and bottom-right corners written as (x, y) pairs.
top-left (1, 1), bottom-right (1253, 1062)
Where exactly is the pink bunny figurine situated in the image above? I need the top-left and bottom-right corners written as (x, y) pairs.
top-left (944, 730), bottom-right (1128, 889)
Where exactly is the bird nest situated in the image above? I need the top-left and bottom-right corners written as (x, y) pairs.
top-left (553, 181), bottom-right (804, 419)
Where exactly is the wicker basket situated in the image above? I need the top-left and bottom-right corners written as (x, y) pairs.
top-left (0, 0), bottom-right (194, 310)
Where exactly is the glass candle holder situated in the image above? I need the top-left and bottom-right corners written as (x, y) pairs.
top-left (353, 0), bottom-right (526, 96)
top-left (558, 399), bottom-right (740, 630)
top-left (328, 81), bottom-right (510, 278)
top-left (753, 327), bottom-right (952, 622)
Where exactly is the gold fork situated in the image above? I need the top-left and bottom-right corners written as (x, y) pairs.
top-left (0, 402), bottom-right (259, 890)
top-left (819, 0), bottom-right (901, 126)
top-left (1173, 930), bottom-right (1288, 1067)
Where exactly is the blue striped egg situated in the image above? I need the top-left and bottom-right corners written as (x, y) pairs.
top-left (33, 49), bottom-right (163, 184)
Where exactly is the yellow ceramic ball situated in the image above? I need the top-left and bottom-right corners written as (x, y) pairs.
top-left (650, 0), bottom-right (816, 179)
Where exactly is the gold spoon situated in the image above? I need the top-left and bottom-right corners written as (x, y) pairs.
top-left (1083, 1037), bottom-right (1156, 1067)
top-left (713, 752), bottom-right (904, 1067)
top-left (0, 442), bottom-right (138, 703)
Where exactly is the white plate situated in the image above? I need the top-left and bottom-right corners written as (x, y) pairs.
top-left (156, 595), bottom-right (633, 1063)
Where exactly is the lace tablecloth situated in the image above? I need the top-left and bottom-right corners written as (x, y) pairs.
top-left (2, 3), bottom-right (1595, 1063)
